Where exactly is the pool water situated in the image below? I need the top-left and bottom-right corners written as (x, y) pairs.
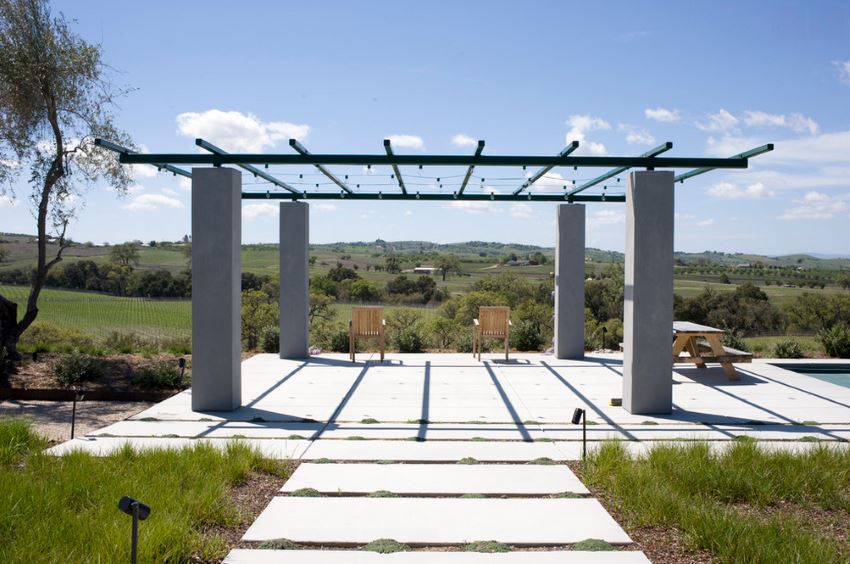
top-left (776, 364), bottom-right (850, 389)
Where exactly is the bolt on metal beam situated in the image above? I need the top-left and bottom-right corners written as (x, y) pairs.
top-left (94, 139), bottom-right (192, 178)
top-left (195, 139), bottom-right (302, 195)
top-left (567, 142), bottom-right (673, 197)
top-left (289, 139), bottom-right (353, 193)
top-left (513, 141), bottom-right (580, 195)
top-left (674, 144), bottom-right (774, 183)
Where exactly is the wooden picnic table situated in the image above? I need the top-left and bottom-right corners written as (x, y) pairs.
top-left (672, 321), bottom-right (752, 380)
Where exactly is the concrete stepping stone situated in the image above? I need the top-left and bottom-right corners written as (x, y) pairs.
top-left (225, 550), bottom-right (652, 563)
top-left (301, 439), bottom-right (565, 462)
top-left (242, 498), bottom-right (632, 545)
top-left (281, 463), bottom-right (589, 496)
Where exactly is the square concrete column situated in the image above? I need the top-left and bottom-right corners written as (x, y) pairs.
top-left (191, 167), bottom-right (242, 411)
top-left (279, 202), bottom-right (309, 358)
top-left (555, 204), bottom-right (585, 359)
top-left (623, 171), bottom-right (674, 414)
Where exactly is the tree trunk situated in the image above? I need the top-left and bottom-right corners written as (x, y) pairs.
top-left (0, 294), bottom-right (19, 382)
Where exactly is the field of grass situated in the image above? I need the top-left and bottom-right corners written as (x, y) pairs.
top-left (582, 440), bottom-right (850, 563)
top-left (745, 335), bottom-right (823, 356)
top-left (0, 420), bottom-right (295, 563)
top-left (672, 278), bottom-right (846, 307)
top-left (1, 285), bottom-right (190, 339)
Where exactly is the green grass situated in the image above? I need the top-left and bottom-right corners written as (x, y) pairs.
top-left (745, 335), bottom-right (823, 356)
top-left (0, 420), bottom-right (296, 563)
top-left (463, 540), bottom-right (511, 553)
top-left (583, 441), bottom-right (850, 563)
top-left (361, 538), bottom-right (410, 553)
top-left (1, 284), bottom-right (190, 340)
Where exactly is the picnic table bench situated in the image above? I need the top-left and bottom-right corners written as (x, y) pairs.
top-left (672, 321), bottom-right (752, 380)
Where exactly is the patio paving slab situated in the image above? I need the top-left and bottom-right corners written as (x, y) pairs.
top-left (224, 550), bottom-right (652, 563)
top-left (301, 439), bottom-right (566, 462)
top-left (242, 498), bottom-right (633, 545)
top-left (281, 463), bottom-right (589, 495)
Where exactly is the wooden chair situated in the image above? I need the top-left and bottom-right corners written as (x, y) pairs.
top-left (349, 306), bottom-right (385, 362)
top-left (473, 306), bottom-right (511, 361)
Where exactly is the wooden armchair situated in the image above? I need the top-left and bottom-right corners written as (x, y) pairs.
top-left (349, 306), bottom-right (385, 362)
top-left (473, 306), bottom-right (511, 361)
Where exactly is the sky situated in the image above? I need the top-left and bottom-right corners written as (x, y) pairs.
top-left (1, 0), bottom-right (849, 255)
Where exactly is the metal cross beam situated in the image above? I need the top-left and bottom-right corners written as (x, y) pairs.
top-left (513, 141), bottom-right (580, 195)
top-left (195, 139), bottom-right (302, 195)
top-left (242, 191), bottom-right (625, 202)
top-left (383, 139), bottom-right (407, 194)
top-left (457, 140), bottom-right (486, 195)
top-left (566, 142), bottom-right (673, 197)
top-left (94, 139), bottom-right (192, 178)
top-left (116, 153), bottom-right (753, 169)
top-left (675, 144), bottom-right (774, 183)
top-left (289, 139), bottom-right (353, 193)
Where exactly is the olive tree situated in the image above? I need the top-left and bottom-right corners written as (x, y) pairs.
top-left (0, 0), bottom-right (134, 373)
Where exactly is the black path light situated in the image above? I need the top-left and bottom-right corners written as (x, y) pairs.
top-left (118, 496), bottom-right (151, 564)
top-left (70, 387), bottom-right (84, 439)
top-left (572, 407), bottom-right (587, 460)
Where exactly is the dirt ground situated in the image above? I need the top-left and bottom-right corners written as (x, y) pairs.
top-left (0, 399), bottom-right (152, 444)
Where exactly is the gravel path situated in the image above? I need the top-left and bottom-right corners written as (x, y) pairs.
top-left (0, 399), bottom-right (153, 443)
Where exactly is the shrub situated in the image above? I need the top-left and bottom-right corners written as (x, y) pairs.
top-left (134, 361), bottom-right (186, 390)
top-left (573, 538), bottom-right (614, 551)
top-left (103, 331), bottom-right (141, 354)
top-left (396, 328), bottom-right (423, 353)
top-left (19, 322), bottom-right (93, 352)
top-left (464, 540), bottom-right (511, 553)
top-left (511, 320), bottom-right (543, 351)
top-left (453, 330), bottom-right (474, 353)
top-left (329, 329), bottom-right (350, 353)
top-left (260, 326), bottom-right (279, 353)
top-left (720, 330), bottom-right (747, 351)
top-left (820, 324), bottom-right (850, 358)
top-left (53, 352), bottom-right (102, 387)
top-left (772, 339), bottom-right (804, 359)
top-left (361, 539), bottom-right (409, 554)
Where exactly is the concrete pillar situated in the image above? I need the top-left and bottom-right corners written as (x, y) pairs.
top-left (622, 171), bottom-right (674, 414)
top-left (279, 202), bottom-right (309, 358)
top-left (191, 167), bottom-right (242, 411)
top-left (555, 204), bottom-right (585, 359)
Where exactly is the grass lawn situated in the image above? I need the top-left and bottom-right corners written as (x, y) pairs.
top-left (745, 335), bottom-right (824, 356)
top-left (0, 420), bottom-right (295, 562)
top-left (581, 440), bottom-right (850, 563)
top-left (672, 278), bottom-right (847, 307)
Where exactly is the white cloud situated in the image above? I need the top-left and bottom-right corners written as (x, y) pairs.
top-left (179, 177), bottom-right (192, 192)
top-left (451, 134), bottom-right (478, 148)
top-left (566, 114), bottom-right (610, 155)
top-left (619, 123), bottom-right (656, 145)
top-left (0, 194), bottom-right (18, 207)
top-left (242, 203), bottom-right (279, 220)
top-left (645, 107), bottom-right (681, 123)
top-left (526, 171), bottom-right (569, 193)
top-left (695, 109), bottom-right (739, 133)
top-left (314, 203), bottom-right (338, 212)
top-left (445, 201), bottom-right (501, 214)
top-left (590, 209), bottom-right (625, 225)
top-left (386, 134), bottom-right (424, 150)
top-left (742, 111), bottom-right (818, 135)
top-left (834, 60), bottom-right (850, 85)
top-left (161, 187), bottom-right (179, 197)
top-left (175, 109), bottom-right (310, 152)
top-left (510, 203), bottom-right (534, 219)
top-left (404, 210), bottom-right (413, 216)
top-left (696, 218), bottom-right (716, 227)
top-left (781, 191), bottom-right (850, 220)
top-left (704, 134), bottom-right (766, 157)
top-left (128, 164), bottom-right (157, 179)
top-left (708, 181), bottom-right (775, 199)
top-left (675, 212), bottom-right (695, 221)
top-left (123, 194), bottom-right (185, 212)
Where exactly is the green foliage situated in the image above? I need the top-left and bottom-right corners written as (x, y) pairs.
top-left (772, 339), bottom-right (804, 359)
top-left (675, 283), bottom-right (786, 337)
top-left (585, 316), bottom-right (623, 351)
top-left (720, 330), bottom-right (747, 351)
top-left (0, 435), bottom-right (295, 563)
top-left (328, 328), bottom-right (350, 353)
top-left (134, 361), bottom-right (186, 390)
top-left (458, 457), bottom-right (479, 465)
top-left (258, 538), bottom-right (300, 550)
top-left (426, 317), bottom-right (461, 350)
top-left (786, 293), bottom-right (850, 333)
top-left (396, 328), bottom-right (423, 353)
top-left (242, 289), bottom-right (278, 350)
top-left (819, 324), bottom-right (850, 358)
top-left (349, 279), bottom-right (382, 303)
top-left (367, 490), bottom-right (398, 497)
top-left (527, 457), bottom-right (557, 465)
top-left (290, 488), bottom-right (323, 497)
top-left (0, 420), bottom-right (45, 466)
top-left (361, 539), bottom-right (410, 554)
top-left (109, 243), bottom-right (141, 268)
top-left (511, 320), bottom-right (543, 351)
top-left (573, 538), bottom-right (614, 551)
top-left (260, 326), bottom-right (280, 353)
top-left (52, 351), bottom-right (102, 387)
top-left (464, 540), bottom-right (512, 553)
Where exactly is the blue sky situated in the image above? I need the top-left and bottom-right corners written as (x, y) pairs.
top-left (2, 0), bottom-right (849, 254)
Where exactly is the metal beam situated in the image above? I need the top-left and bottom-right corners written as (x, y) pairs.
top-left (457, 140), bottom-right (486, 195)
top-left (513, 141), bottom-right (579, 195)
top-left (195, 139), bottom-right (302, 195)
top-left (242, 191), bottom-right (625, 202)
top-left (383, 139), bottom-right (406, 194)
top-left (566, 142), bottom-right (673, 197)
top-left (289, 139), bottom-right (353, 193)
top-left (674, 144), bottom-right (774, 183)
top-left (119, 153), bottom-right (752, 169)
top-left (94, 139), bottom-right (192, 178)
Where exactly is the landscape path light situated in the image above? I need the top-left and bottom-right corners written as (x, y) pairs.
top-left (70, 388), bottom-right (84, 439)
top-left (118, 496), bottom-right (151, 564)
top-left (572, 407), bottom-right (587, 460)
